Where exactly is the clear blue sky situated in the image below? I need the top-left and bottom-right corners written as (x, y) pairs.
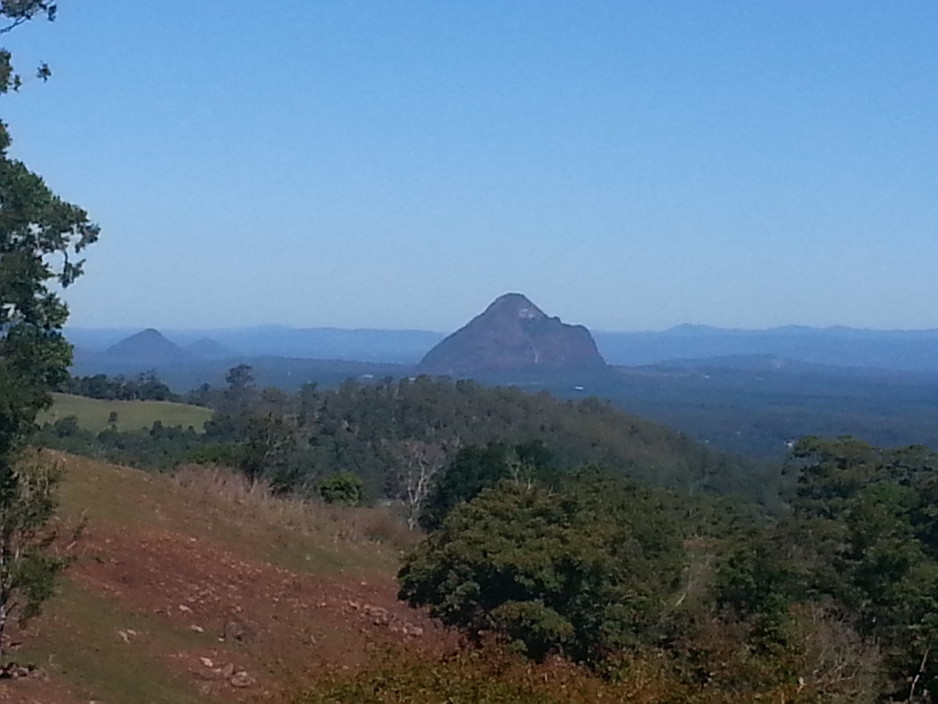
top-left (4, 1), bottom-right (937, 332)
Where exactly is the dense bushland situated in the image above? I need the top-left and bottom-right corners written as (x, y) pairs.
top-left (371, 436), bottom-right (938, 702)
top-left (39, 371), bottom-right (938, 700)
top-left (39, 369), bottom-right (770, 504)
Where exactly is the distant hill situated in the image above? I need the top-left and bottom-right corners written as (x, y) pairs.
top-left (419, 293), bottom-right (607, 376)
top-left (593, 326), bottom-right (938, 373)
top-left (640, 353), bottom-right (858, 375)
top-left (105, 328), bottom-right (193, 366)
top-left (67, 323), bottom-right (938, 373)
top-left (176, 327), bottom-right (444, 364)
top-left (185, 338), bottom-right (232, 360)
top-left (68, 326), bottom-right (445, 364)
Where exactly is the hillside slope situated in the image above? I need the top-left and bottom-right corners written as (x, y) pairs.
top-left (1, 454), bottom-right (450, 704)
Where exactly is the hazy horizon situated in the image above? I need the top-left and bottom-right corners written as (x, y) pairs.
top-left (65, 317), bottom-right (938, 337)
top-left (7, 2), bottom-right (937, 332)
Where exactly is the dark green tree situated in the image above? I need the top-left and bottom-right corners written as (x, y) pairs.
top-left (418, 441), bottom-right (558, 532)
top-left (400, 468), bottom-right (684, 664)
top-left (716, 437), bottom-right (938, 701)
top-left (319, 471), bottom-right (364, 506)
top-left (0, 2), bottom-right (97, 661)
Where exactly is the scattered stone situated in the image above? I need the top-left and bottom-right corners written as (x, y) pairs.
top-left (178, 604), bottom-right (192, 613)
top-left (363, 605), bottom-right (390, 625)
top-left (0, 663), bottom-right (36, 679)
top-left (230, 670), bottom-right (254, 688)
top-left (403, 624), bottom-right (424, 637)
top-left (199, 657), bottom-right (214, 668)
top-left (190, 625), bottom-right (204, 633)
top-left (222, 618), bottom-right (253, 643)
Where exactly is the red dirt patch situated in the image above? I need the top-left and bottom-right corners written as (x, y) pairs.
top-left (3, 456), bottom-right (455, 703)
top-left (72, 524), bottom-right (450, 699)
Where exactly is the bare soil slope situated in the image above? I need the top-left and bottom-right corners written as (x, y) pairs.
top-left (0, 454), bottom-right (450, 704)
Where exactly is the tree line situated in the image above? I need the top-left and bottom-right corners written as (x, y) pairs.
top-left (60, 372), bottom-right (177, 402)
top-left (41, 365), bottom-right (773, 506)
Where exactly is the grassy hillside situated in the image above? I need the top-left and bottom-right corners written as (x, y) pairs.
top-left (2, 453), bottom-right (443, 704)
top-left (0, 450), bottom-right (886, 704)
top-left (39, 393), bottom-right (213, 433)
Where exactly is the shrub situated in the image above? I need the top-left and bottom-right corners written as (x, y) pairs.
top-left (319, 471), bottom-right (364, 506)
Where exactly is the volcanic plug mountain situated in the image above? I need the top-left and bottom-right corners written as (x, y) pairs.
top-left (418, 293), bottom-right (607, 376)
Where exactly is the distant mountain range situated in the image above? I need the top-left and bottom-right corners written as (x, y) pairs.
top-left (593, 325), bottom-right (938, 372)
top-left (67, 321), bottom-right (938, 374)
top-left (67, 326), bottom-right (443, 365)
top-left (63, 301), bottom-right (938, 460)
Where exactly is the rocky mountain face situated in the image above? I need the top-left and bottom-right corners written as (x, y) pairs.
top-left (418, 293), bottom-right (606, 376)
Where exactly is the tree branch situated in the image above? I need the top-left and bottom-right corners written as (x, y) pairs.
top-left (908, 646), bottom-right (929, 702)
top-left (0, 16), bottom-right (28, 35)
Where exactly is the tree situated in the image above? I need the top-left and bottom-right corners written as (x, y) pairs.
top-left (319, 471), bottom-right (364, 506)
top-left (0, 2), bottom-right (98, 661)
top-left (0, 2), bottom-right (56, 105)
top-left (399, 468), bottom-right (685, 664)
top-left (715, 437), bottom-right (938, 701)
top-left (418, 441), bottom-right (558, 532)
top-left (241, 413), bottom-right (295, 487)
top-left (0, 452), bottom-right (70, 664)
top-left (386, 438), bottom-right (451, 530)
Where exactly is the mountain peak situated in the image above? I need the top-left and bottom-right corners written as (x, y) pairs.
top-left (483, 293), bottom-right (547, 321)
top-left (418, 294), bottom-right (606, 376)
top-left (106, 328), bottom-right (192, 366)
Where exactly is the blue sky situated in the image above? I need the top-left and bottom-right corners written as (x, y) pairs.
top-left (4, 1), bottom-right (937, 331)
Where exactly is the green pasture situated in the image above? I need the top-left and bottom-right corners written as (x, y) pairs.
top-left (40, 393), bottom-right (212, 433)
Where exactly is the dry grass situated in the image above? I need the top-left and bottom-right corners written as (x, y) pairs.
top-left (16, 453), bottom-right (444, 704)
top-left (171, 464), bottom-right (417, 553)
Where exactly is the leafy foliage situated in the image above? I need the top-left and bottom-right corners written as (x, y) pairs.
top-left (198, 373), bottom-right (763, 503)
top-left (318, 471), bottom-right (364, 506)
top-left (61, 372), bottom-right (177, 402)
top-left (0, 144), bottom-right (98, 460)
top-left (400, 468), bottom-right (685, 663)
top-left (0, 2), bottom-right (56, 103)
top-left (0, 1), bottom-right (95, 662)
top-left (299, 630), bottom-right (876, 704)
top-left (418, 441), bottom-right (557, 531)
top-left (36, 417), bottom-right (204, 472)
top-left (716, 436), bottom-right (938, 701)
top-left (0, 451), bottom-right (71, 659)
top-left (392, 436), bottom-right (938, 701)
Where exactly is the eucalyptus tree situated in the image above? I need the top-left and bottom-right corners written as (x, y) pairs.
top-left (0, 1), bottom-right (98, 661)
